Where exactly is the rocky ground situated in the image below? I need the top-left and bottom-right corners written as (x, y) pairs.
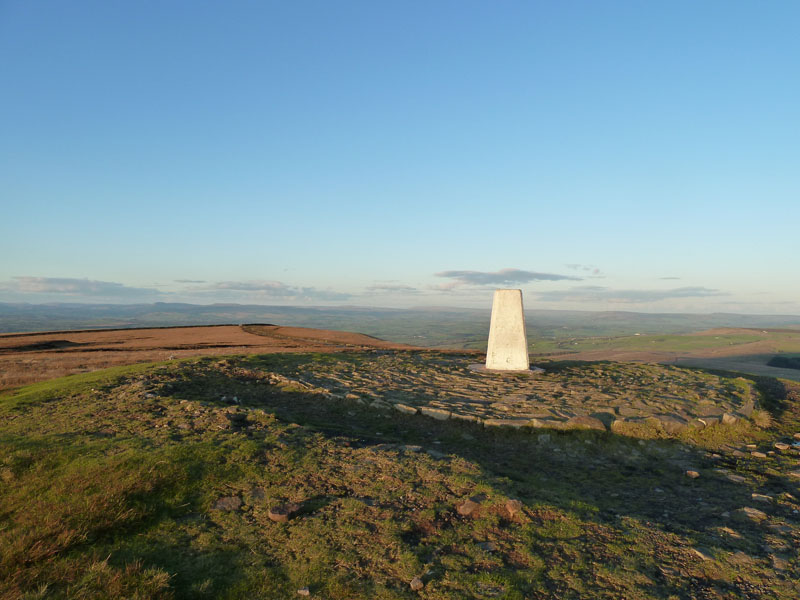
top-left (272, 352), bottom-right (756, 435)
top-left (1, 350), bottom-right (799, 599)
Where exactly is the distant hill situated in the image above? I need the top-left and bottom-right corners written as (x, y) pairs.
top-left (1, 301), bottom-right (799, 347)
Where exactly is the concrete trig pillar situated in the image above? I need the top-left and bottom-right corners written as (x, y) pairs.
top-left (485, 289), bottom-right (530, 371)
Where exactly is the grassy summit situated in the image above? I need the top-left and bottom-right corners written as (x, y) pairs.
top-left (1, 352), bottom-right (799, 599)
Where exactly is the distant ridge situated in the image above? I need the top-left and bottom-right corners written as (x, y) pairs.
top-left (1, 302), bottom-right (799, 346)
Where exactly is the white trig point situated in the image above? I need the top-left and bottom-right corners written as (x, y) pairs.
top-left (485, 289), bottom-right (530, 371)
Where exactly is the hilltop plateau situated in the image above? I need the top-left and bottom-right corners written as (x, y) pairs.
top-left (2, 337), bottom-right (800, 598)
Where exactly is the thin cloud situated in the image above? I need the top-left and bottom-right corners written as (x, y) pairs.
top-left (365, 283), bottom-right (421, 295)
top-left (659, 276), bottom-right (681, 280)
top-left (2, 276), bottom-right (160, 299)
top-left (565, 263), bottom-right (603, 277)
top-left (198, 280), bottom-right (353, 301)
top-left (175, 279), bottom-right (206, 284)
top-left (534, 286), bottom-right (727, 304)
top-left (435, 268), bottom-right (581, 288)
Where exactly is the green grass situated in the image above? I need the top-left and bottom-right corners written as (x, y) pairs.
top-left (2, 352), bottom-right (800, 599)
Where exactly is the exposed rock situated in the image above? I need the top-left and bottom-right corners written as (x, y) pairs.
top-left (505, 499), bottom-right (524, 518)
top-left (685, 470), bottom-right (700, 479)
top-left (733, 507), bottom-right (768, 523)
top-left (699, 415), bottom-right (721, 427)
top-left (655, 414), bottom-right (688, 434)
top-left (393, 403), bottom-right (418, 415)
top-left (268, 502), bottom-right (301, 523)
top-left (456, 494), bottom-right (485, 517)
top-left (297, 587), bottom-right (311, 596)
top-left (565, 415), bottom-right (607, 431)
top-left (726, 473), bottom-right (747, 484)
top-left (213, 496), bottom-right (242, 511)
top-left (410, 577), bottom-right (424, 591)
top-left (402, 444), bottom-right (423, 453)
top-left (773, 442), bottom-right (790, 451)
top-left (617, 406), bottom-right (640, 417)
top-left (750, 451), bottom-right (767, 459)
top-left (788, 470), bottom-right (800, 479)
top-left (771, 554), bottom-right (789, 571)
top-left (529, 418), bottom-right (560, 428)
top-left (478, 541), bottom-right (497, 552)
top-left (483, 418), bottom-right (530, 428)
top-left (419, 407), bottom-right (450, 420)
top-left (692, 547), bottom-right (714, 561)
top-left (751, 493), bottom-right (773, 503)
top-left (450, 412), bottom-right (481, 423)
top-left (722, 413), bottom-right (739, 426)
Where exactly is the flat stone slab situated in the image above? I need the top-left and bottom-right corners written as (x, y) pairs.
top-left (287, 353), bottom-right (757, 437)
top-left (469, 364), bottom-right (546, 375)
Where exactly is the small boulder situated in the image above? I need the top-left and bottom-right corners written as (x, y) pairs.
top-left (773, 442), bottom-right (790, 451)
top-left (410, 577), bottom-right (424, 591)
top-left (297, 587), bottom-right (310, 597)
top-left (268, 502), bottom-right (301, 523)
top-left (456, 494), bottom-right (485, 517)
top-left (505, 499), bottom-right (524, 518)
top-left (685, 470), bottom-right (700, 479)
top-left (722, 413), bottom-right (739, 426)
top-left (750, 451), bottom-right (767, 459)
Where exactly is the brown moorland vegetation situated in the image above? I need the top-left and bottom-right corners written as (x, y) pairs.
top-left (0, 324), bottom-right (420, 392)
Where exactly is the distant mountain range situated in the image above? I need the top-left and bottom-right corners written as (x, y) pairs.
top-left (1, 302), bottom-right (799, 347)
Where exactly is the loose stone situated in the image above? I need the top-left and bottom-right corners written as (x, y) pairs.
top-left (457, 495), bottom-right (485, 516)
top-left (268, 502), bottom-right (301, 523)
top-left (685, 470), bottom-right (700, 479)
top-left (506, 499), bottom-right (524, 518)
top-left (410, 577), bottom-right (424, 591)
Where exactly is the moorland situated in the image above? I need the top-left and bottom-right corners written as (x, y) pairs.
top-left (2, 311), bottom-right (800, 599)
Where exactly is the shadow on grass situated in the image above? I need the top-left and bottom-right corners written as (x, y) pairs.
top-left (158, 357), bottom-right (800, 599)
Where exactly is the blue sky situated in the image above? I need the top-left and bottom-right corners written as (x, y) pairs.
top-left (1, 1), bottom-right (798, 313)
